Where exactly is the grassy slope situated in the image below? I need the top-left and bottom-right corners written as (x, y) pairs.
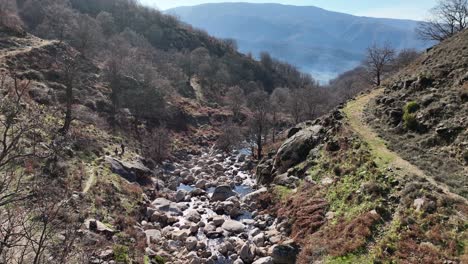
top-left (344, 89), bottom-right (467, 203)
top-left (271, 89), bottom-right (467, 263)
top-left (0, 35), bottom-right (152, 262)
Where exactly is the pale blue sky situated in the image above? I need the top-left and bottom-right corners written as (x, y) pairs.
top-left (140, 0), bottom-right (437, 20)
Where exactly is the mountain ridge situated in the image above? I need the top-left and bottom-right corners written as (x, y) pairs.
top-left (168, 2), bottom-right (433, 82)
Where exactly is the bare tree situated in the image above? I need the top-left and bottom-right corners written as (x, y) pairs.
top-left (142, 127), bottom-right (171, 163)
top-left (247, 90), bottom-right (270, 160)
top-left (225, 86), bottom-right (245, 121)
top-left (0, 72), bottom-right (81, 264)
top-left (0, 0), bottom-right (23, 33)
top-left (0, 74), bottom-right (41, 206)
top-left (72, 14), bottom-right (103, 57)
top-left (287, 88), bottom-right (304, 124)
top-left (104, 36), bottom-right (132, 126)
top-left (216, 121), bottom-right (243, 152)
top-left (269, 87), bottom-right (289, 142)
top-left (58, 54), bottom-right (79, 135)
top-left (96, 11), bottom-right (117, 36)
top-left (417, 0), bottom-right (468, 42)
top-left (301, 86), bottom-right (325, 121)
top-left (364, 43), bottom-right (396, 86)
top-left (223, 38), bottom-right (238, 51)
top-left (35, 1), bottom-right (76, 43)
top-left (394, 49), bottom-right (420, 69)
top-left (19, 177), bottom-right (82, 264)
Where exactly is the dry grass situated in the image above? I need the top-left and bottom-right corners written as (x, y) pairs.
top-left (298, 212), bottom-right (382, 264)
top-left (274, 182), bottom-right (328, 242)
top-left (343, 89), bottom-right (467, 203)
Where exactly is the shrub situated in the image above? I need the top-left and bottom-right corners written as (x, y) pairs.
top-left (403, 101), bottom-right (419, 130)
top-left (153, 255), bottom-right (166, 264)
top-left (403, 112), bottom-right (418, 130)
top-left (142, 127), bottom-right (172, 163)
top-left (113, 244), bottom-right (130, 263)
top-left (404, 101), bottom-right (419, 114)
top-left (215, 121), bottom-right (244, 152)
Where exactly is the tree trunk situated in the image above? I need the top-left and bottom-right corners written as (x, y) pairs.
top-left (60, 82), bottom-right (73, 134)
top-left (376, 71), bottom-right (381, 86)
top-left (256, 133), bottom-right (262, 160)
top-left (272, 112), bottom-right (277, 143)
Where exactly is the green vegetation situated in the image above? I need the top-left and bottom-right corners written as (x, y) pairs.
top-left (403, 112), bottom-right (418, 130)
top-left (373, 218), bottom-right (402, 259)
top-left (326, 143), bottom-right (391, 220)
top-left (153, 255), bottom-right (166, 264)
top-left (274, 185), bottom-right (294, 201)
top-left (404, 101), bottom-right (420, 114)
top-left (343, 91), bottom-right (396, 167)
top-left (403, 101), bottom-right (420, 130)
top-left (113, 244), bottom-right (130, 263)
top-left (144, 255), bottom-right (165, 264)
top-left (325, 254), bottom-right (373, 264)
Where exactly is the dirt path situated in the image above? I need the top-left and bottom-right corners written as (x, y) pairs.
top-left (343, 88), bottom-right (467, 205)
top-left (0, 36), bottom-right (56, 62)
top-left (82, 167), bottom-right (96, 194)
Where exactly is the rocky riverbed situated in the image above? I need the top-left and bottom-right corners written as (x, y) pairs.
top-left (140, 148), bottom-right (298, 264)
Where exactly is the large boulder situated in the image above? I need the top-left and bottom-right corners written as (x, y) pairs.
top-left (211, 185), bottom-right (236, 202)
top-left (151, 198), bottom-right (183, 216)
top-left (185, 209), bottom-right (202, 223)
top-left (273, 173), bottom-right (300, 188)
top-left (185, 236), bottom-right (198, 251)
top-left (273, 125), bottom-right (323, 175)
top-left (221, 220), bottom-right (245, 233)
top-left (255, 159), bottom-right (274, 185)
top-left (84, 219), bottom-right (115, 237)
top-left (253, 257), bottom-right (273, 264)
top-left (144, 229), bottom-right (161, 244)
top-left (105, 156), bottom-right (151, 183)
top-left (212, 215), bottom-right (225, 227)
top-left (242, 187), bottom-right (268, 208)
top-left (239, 242), bottom-right (255, 263)
top-left (270, 244), bottom-right (299, 264)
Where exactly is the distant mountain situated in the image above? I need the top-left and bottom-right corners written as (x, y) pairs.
top-left (167, 3), bottom-right (433, 82)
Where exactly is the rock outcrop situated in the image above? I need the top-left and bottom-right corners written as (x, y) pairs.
top-left (273, 125), bottom-right (323, 175)
top-left (256, 111), bottom-right (343, 184)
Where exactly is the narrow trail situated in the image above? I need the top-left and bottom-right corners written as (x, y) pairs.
top-left (343, 88), bottom-right (468, 205)
top-left (0, 36), bottom-right (56, 62)
top-left (82, 167), bottom-right (96, 194)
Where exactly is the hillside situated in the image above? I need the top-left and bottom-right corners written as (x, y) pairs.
top-left (255, 28), bottom-right (468, 262)
top-left (0, 1), bottom-right (466, 264)
top-left (168, 3), bottom-right (433, 82)
top-left (367, 29), bottom-right (468, 198)
top-left (0, 1), bottom-right (337, 263)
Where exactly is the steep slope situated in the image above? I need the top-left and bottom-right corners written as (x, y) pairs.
top-left (0, 2), bottom-right (320, 262)
top-left (0, 31), bottom-right (152, 263)
top-left (367, 29), bottom-right (468, 198)
top-left (255, 29), bottom-right (468, 263)
top-left (0, 31), bottom-right (304, 264)
top-left (168, 3), bottom-right (432, 81)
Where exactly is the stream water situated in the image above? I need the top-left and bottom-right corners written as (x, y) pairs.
top-left (145, 147), bottom-right (288, 263)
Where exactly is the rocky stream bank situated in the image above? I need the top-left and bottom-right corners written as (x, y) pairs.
top-left (138, 148), bottom-right (298, 264)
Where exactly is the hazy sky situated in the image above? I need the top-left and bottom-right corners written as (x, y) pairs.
top-left (139, 0), bottom-right (437, 20)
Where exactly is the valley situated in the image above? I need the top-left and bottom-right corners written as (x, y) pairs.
top-left (168, 3), bottom-right (433, 82)
top-left (0, 0), bottom-right (466, 264)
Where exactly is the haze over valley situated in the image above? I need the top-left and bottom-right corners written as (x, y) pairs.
top-left (168, 2), bottom-right (433, 82)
